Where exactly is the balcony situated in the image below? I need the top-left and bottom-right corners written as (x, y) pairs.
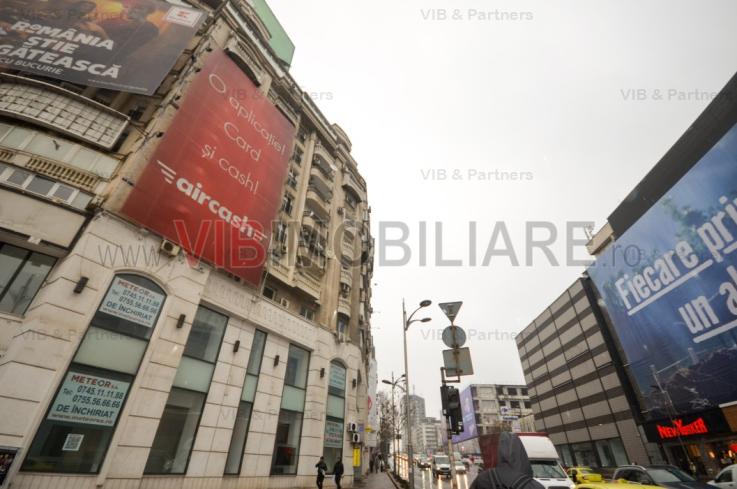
top-left (311, 154), bottom-right (335, 180)
top-left (340, 268), bottom-right (353, 288)
top-left (341, 239), bottom-right (355, 261)
top-left (302, 211), bottom-right (327, 235)
top-left (297, 243), bottom-right (326, 276)
top-left (295, 271), bottom-right (321, 300)
top-left (338, 296), bottom-right (352, 317)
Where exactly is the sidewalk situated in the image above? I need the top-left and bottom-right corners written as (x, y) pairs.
top-left (354, 471), bottom-right (399, 489)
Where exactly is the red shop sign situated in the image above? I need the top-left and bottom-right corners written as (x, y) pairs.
top-left (656, 417), bottom-right (709, 439)
top-left (122, 50), bottom-right (295, 286)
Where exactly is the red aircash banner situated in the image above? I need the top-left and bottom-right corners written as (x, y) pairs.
top-left (122, 50), bottom-right (295, 286)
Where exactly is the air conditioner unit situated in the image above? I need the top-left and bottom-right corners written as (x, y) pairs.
top-left (351, 433), bottom-right (361, 444)
top-left (347, 422), bottom-right (358, 433)
top-left (337, 207), bottom-right (344, 216)
top-left (160, 239), bottom-right (180, 257)
top-left (279, 298), bottom-right (290, 308)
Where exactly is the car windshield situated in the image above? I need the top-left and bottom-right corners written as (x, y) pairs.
top-left (435, 456), bottom-right (449, 464)
top-left (648, 468), bottom-right (696, 483)
top-left (532, 461), bottom-right (567, 478)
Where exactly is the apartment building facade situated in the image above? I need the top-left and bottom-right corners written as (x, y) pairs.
top-left (515, 279), bottom-right (652, 471)
top-left (0, 1), bottom-right (375, 488)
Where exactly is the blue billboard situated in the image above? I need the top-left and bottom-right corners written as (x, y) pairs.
top-left (588, 122), bottom-right (737, 419)
top-left (452, 386), bottom-right (478, 443)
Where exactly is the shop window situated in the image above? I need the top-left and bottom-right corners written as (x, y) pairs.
top-left (145, 306), bottom-right (227, 474)
top-left (224, 330), bottom-right (267, 475)
top-left (595, 438), bottom-right (628, 467)
top-left (557, 444), bottom-right (574, 467)
top-left (571, 441), bottom-right (598, 467)
top-left (22, 274), bottom-right (165, 473)
top-left (0, 242), bottom-right (55, 315)
top-left (323, 361), bottom-right (346, 472)
top-left (271, 344), bottom-right (310, 475)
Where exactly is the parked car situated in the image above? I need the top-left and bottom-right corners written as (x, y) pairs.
top-left (432, 454), bottom-right (452, 479)
top-left (613, 465), bottom-right (715, 489)
top-left (709, 464), bottom-right (737, 489)
top-left (567, 467), bottom-right (604, 484)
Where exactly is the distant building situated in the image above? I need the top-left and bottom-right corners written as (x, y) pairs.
top-left (452, 384), bottom-right (534, 454)
top-left (414, 417), bottom-right (443, 455)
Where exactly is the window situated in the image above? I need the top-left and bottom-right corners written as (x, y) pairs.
top-left (323, 361), bottom-right (346, 472)
top-left (0, 243), bottom-right (55, 315)
top-left (717, 470), bottom-right (733, 483)
top-left (499, 401), bottom-right (506, 407)
top-left (22, 274), bottom-right (165, 473)
top-left (595, 438), bottom-right (628, 467)
top-left (225, 330), bottom-right (267, 475)
top-left (271, 344), bottom-right (310, 474)
top-left (337, 314), bottom-right (348, 340)
top-left (145, 306), bottom-right (227, 474)
top-left (299, 306), bottom-right (315, 321)
top-left (496, 387), bottom-right (505, 395)
top-left (510, 400), bottom-right (520, 409)
top-left (292, 147), bottom-right (303, 164)
top-left (263, 286), bottom-right (276, 300)
top-left (524, 401), bottom-right (531, 409)
top-left (557, 444), bottom-right (574, 467)
top-left (287, 169), bottom-right (298, 189)
top-left (571, 441), bottom-right (598, 467)
top-left (0, 124), bottom-right (119, 178)
top-left (0, 163), bottom-right (93, 210)
top-left (521, 388), bottom-right (528, 396)
top-left (507, 387), bottom-right (518, 395)
top-left (282, 194), bottom-right (294, 216)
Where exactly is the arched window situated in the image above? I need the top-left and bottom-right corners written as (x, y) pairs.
top-left (22, 274), bottom-right (166, 473)
top-left (323, 361), bottom-right (346, 472)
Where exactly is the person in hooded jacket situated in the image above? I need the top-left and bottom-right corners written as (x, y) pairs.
top-left (471, 432), bottom-right (546, 489)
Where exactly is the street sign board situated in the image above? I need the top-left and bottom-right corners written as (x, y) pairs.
top-left (442, 326), bottom-right (467, 348)
top-left (442, 347), bottom-right (474, 376)
top-left (439, 302), bottom-right (463, 323)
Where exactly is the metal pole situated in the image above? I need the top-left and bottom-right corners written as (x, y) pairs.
top-left (391, 374), bottom-right (397, 476)
top-left (403, 299), bottom-right (415, 489)
top-left (441, 368), bottom-right (459, 489)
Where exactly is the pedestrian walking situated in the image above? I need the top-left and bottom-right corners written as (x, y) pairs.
top-left (334, 459), bottom-right (344, 489)
top-left (315, 456), bottom-right (327, 489)
top-left (470, 432), bottom-right (545, 489)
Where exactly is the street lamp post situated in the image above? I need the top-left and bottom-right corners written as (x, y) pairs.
top-left (403, 299), bottom-right (432, 489)
top-left (382, 373), bottom-right (405, 478)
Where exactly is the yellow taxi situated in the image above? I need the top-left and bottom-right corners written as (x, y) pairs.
top-left (567, 467), bottom-right (604, 484)
top-left (576, 482), bottom-right (662, 489)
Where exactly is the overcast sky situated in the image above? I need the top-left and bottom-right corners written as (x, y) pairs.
top-left (268, 0), bottom-right (737, 418)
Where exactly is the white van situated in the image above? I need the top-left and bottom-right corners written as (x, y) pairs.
top-left (518, 434), bottom-right (575, 489)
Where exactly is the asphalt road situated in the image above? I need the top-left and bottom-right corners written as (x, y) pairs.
top-left (413, 464), bottom-right (481, 489)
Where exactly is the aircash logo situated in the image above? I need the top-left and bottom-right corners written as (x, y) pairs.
top-left (156, 160), bottom-right (266, 243)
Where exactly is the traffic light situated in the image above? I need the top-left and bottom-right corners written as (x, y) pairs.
top-left (440, 385), bottom-right (464, 434)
